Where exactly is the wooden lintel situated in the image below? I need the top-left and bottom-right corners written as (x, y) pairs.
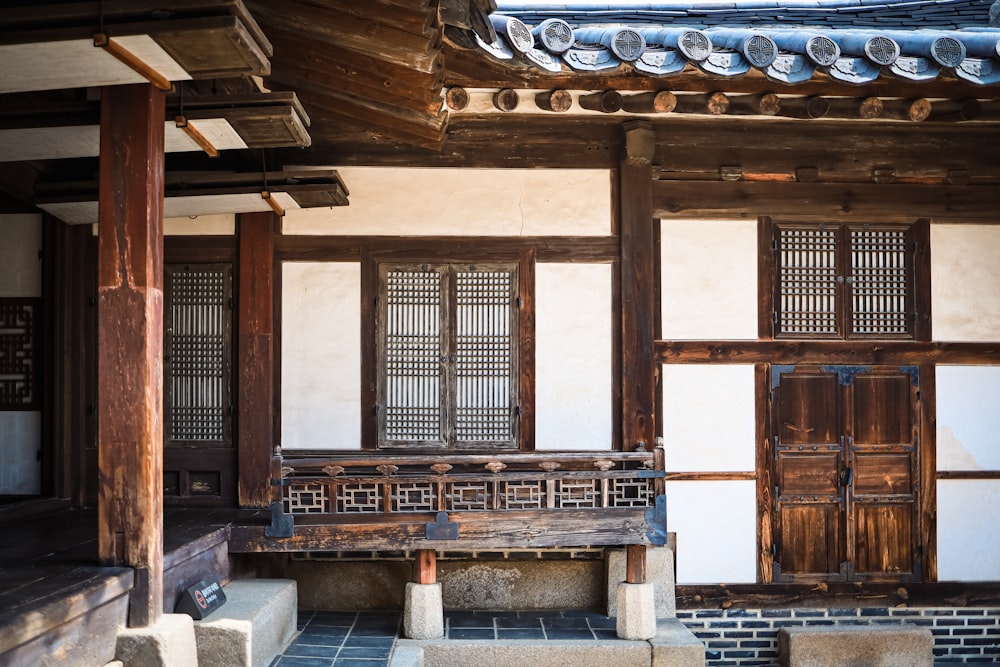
top-left (652, 180), bottom-right (1000, 223)
top-left (656, 340), bottom-right (1000, 365)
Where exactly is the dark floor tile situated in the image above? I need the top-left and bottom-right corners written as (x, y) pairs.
top-left (543, 617), bottom-right (592, 630)
top-left (284, 644), bottom-right (339, 658)
top-left (295, 630), bottom-right (349, 646)
top-left (448, 627), bottom-right (497, 640)
top-left (332, 659), bottom-right (387, 667)
top-left (592, 628), bottom-right (619, 640)
top-left (311, 612), bottom-right (359, 625)
top-left (544, 628), bottom-right (597, 640)
top-left (338, 646), bottom-right (392, 659)
top-left (489, 611), bottom-right (522, 621)
top-left (497, 628), bottom-right (546, 640)
top-left (342, 636), bottom-right (396, 648)
top-left (446, 612), bottom-right (495, 628)
top-left (515, 611), bottom-right (555, 620)
top-left (496, 616), bottom-right (544, 629)
top-left (587, 616), bottom-right (618, 629)
top-left (276, 657), bottom-right (334, 667)
top-left (562, 610), bottom-right (605, 619)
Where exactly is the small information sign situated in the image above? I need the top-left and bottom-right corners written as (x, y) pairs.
top-left (175, 577), bottom-right (227, 620)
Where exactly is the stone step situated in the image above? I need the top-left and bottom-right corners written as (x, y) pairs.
top-left (193, 579), bottom-right (297, 667)
top-left (391, 618), bottom-right (704, 667)
top-left (779, 624), bottom-right (933, 667)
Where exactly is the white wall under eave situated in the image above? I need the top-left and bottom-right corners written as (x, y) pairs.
top-left (661, 364), bottom-right (756, 472)
top-left (535, 263), bottom-right (612, 451)
top-left (931, 224), bottom-right (1000, 342)
top-left (937, 479), bottom-right (1000, 581)
top-left (666, 480), bottom-right (757, 584)
top-left (281, 262), bottom-right (361, 450)
top-left (281, 168), bottom-right (612, 237)
top-left (660, 218), bottom-right (758, 340)
top-left (164, 213), bottom-right (235, 236)
top-left (0, 214), bottom-right (42, 297)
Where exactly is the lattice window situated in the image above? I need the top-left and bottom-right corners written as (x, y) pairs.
top-left (164, 264), bottom-right (232, 446)
top-left (772, 223), bottom-right (916, 340)
top-left (377, 263), bottom-right (518, 449)
top-left (0, 298), bottom-right (40, 410)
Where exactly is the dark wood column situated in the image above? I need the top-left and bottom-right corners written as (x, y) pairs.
top-left (237, 211), bottom-right (276, 507)
top-left (620, 121), bottom-right (657, 451)
top-left (96, 83), bottom-right (166, 628)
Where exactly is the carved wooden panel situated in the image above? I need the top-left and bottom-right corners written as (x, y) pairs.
top-left (0, 298), bottom-right (40, 410)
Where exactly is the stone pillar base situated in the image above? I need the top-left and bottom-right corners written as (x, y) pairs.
top-left (115, 614), bottom-right (198, 667)
top-left (616, 582), bottom-right (656, 641)
top-left (403, 582), bottom-right (444, 640)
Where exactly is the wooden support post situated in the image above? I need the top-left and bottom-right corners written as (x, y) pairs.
top-left (626, 544), bottom-right (647, 585)
top-left (238, 212), bottom-right (276, 507)
top-left (620, 121), bottom-right (656, 452)
top-left (96, 83), bottom-right (166, 628)
top-left (416, 549), bottom-right (437, 585)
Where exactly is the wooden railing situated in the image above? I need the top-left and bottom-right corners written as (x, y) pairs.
top-left (228, 449), bottom-right (667, 553)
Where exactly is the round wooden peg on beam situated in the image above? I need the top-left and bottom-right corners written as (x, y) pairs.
top-left (859, 97), bottom-right (884, 120)
top-left (535, 89), bottom-right (573, 112)
top-left (493, 88), bottom-right (520, 112)
top-left (579, 90), bottom-right (623, 113)
top-left (707, 92), bottom-right (730, 115)
top-left (445, 87), bottom-right (470, 111)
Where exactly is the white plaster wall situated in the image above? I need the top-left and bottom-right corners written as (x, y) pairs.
top-left (931, 224), bottom-right (1000, 342)
top-left (282, 168), bottom-right (611, 236)
top-left (936, 366), bottom-right (1000, 471)
top-left (661, 364), bottom-right (756, 472)
top-left (660, 218), bottom-right (758, 340)
top-left (164, 213), bottom-right (234, 236)
top-left (666, 480), bottom-right (758, 584)
top-left (0, 413), bottom-right (41, 494)
top-left (937, 479), bottom-right (1000, 581)
top-left (535, 264), bottom-right (612, 450)
top-left (0, 214), bottom-right (42, 297)
top-left (281, 262), bottom-right (361, 450)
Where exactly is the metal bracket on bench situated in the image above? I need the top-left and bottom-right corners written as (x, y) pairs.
top-left (265, 500), bottom-right (294, 539)
top-left (644, 495), bottom-right (668, 545)
top-left (426, 512), bottom-right (459, 540)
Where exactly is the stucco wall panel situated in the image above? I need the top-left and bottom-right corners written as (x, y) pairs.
top-left (535, 264), bottom-right (613, 451)
top-left (936, 366), bottom-right (1000, 471)
top-left (0, 214), bottom-right (42, 298)
top-left (931, 224), bottom-right (1000, 341)
top-left (937, 480), bottom-right (1000, 581)
top-left (282, 168), bottom-right (611, 237)
top-left (281, 262), bottom-right (361, 449)
top-left (661, 218), bottom-right (757, 340)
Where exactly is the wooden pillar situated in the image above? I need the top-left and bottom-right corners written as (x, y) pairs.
top-left (96, 83), bottom-right (166, 628)
top-left (625, 544), bottom-right (647, 584)
top-left (415, 549), bottom-right (437, 585)
top-left (620, 121), bottom-right (657, 452)
top-left (237, 211), bottom-right (276, 507)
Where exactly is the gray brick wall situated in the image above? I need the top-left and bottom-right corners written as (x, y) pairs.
top-left (676, 607), bottom-right (1000, 666)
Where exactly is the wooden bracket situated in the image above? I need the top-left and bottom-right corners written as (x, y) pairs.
top-left (261, 191), bottom-right (285, 217)
top-left (93, 33), bottom-right (173, 91)
top-left (175, 116), bottom-right (219, 157)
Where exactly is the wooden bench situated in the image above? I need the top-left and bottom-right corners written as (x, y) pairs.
top-left (778, 624), bottom-right (932, 667)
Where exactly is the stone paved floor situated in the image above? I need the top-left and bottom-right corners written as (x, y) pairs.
top-left (270, 610), bottom-right (619, 666)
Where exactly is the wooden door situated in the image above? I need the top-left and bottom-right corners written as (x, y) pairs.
top-left (771, 365), bottom-right (919, 582)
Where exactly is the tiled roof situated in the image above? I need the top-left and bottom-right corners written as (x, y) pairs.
top-left (479, 0), bottom-right (1000, 84)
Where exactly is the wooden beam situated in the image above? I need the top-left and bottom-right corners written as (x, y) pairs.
top-left (652, 180), bottom-right (1000, 223)
top-left (96, 83), bottom-right (165, 628)
top-left (237, 211), bottom-right (277, 508)
top-left (656, 340), bottom-right (1000, 365)
top-left (620, 121), bottom-right (656, 452)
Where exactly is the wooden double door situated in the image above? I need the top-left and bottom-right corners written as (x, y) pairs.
top-left (770, 365), bottom-right (920, 582)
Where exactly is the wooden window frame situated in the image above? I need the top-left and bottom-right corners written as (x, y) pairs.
top-left (362, 250), bottom-right (536, 452)
top-left (759, 217), bottom-right (930, 342)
